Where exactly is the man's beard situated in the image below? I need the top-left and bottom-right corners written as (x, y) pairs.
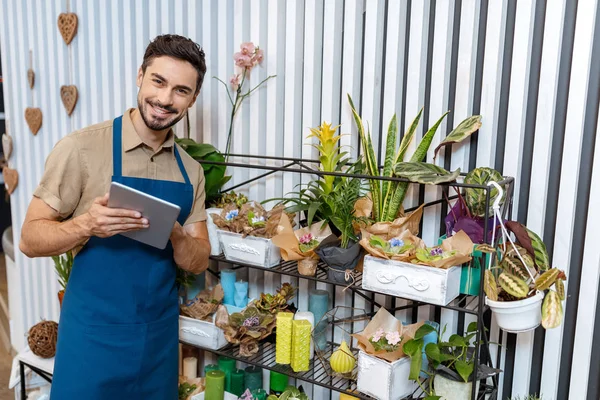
top-left (137, 97), bottom-right (185, 131)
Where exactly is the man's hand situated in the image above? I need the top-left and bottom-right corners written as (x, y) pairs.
top-left (78, 194), bottom-right (149, 238)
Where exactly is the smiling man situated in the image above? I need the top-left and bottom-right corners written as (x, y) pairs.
top-left (19, 35), bottom-right (210, 399)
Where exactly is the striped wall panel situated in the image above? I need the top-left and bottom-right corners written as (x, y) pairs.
top-left (1, 1), bottom-right (600, 398)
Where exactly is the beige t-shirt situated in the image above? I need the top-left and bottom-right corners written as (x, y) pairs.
top-left (33, 108), bottom-right (207, 225)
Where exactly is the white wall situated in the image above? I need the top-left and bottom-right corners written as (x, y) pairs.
top-left (1, 0), bottom-right (600, 399)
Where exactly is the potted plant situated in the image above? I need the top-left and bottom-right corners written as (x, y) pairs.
top-left (480, 220), bottom-right (566, 332)
top-left (52, 250), bottom-right (73, 307)
top-left (314, 163), bottom-right (366, 283)
top-left (264, 121), bottom-right (352, 233)
top-left (403, 322), bottom-right (501, 400)
top-left (347, 94), bottom-right (481, 223)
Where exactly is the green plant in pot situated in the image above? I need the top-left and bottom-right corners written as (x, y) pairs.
top-left (403, 322), bottom-right (501, 400)
top-left (175, 137), bottom-right (231, 206)
top-left (347, 94), bottom-right (481, 223)
top-left (479, 220), bottom-right (567, 332)
top-left (314, 162), bottom-right (366, 283)
top-left (263, 121), bottom-right (354, 234)
top-left (52, 250), bottom-right (73, 308)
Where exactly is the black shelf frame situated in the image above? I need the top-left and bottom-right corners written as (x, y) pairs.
top-left (188, 153), bottom-right (514, 400)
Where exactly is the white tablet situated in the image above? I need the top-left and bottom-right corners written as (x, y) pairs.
top-left (107, 181), bottom-right (181, 250)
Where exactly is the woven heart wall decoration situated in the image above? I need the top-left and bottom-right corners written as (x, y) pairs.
top-left (60, 85), bottom-right (78, 116)
top-left (3, 167), bottom-right (18, 195)
top-left (24, 107), bottom-right (43, 135)
top-left (57, 12), bottom-right (78, 45)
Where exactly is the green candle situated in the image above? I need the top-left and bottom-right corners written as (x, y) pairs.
top-left (218, 356), bottom-right (236, 392)
top-left (230, 368), bottom-right (245, 396)
top-left (204, 364), bottom-right (219, 375)
top-left (205, 370), bottom-right (225, 400)
top-left (244, 365), bottom-right (263, 391)
top-left (251, 388), bottom-right (267, 400)
top-left (269, 370), bottom-right (288, 395)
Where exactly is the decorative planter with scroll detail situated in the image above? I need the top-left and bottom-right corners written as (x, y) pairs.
top-left (361, 255), bottom-right (461, 306)
top-left (217, 230), bottom-right (281, 268)
top-left (356, 351), bottom-right (416, 400)
top-left (179, 315), bottom-right (228, 350)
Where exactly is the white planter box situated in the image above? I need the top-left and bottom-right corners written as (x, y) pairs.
top-left (356, 351), bottom-right (416, 400)
top-left (218, 230), bottom-right (281, 268)
top-left (191, 391), bottom-right (237, 400)
top-left (179, 315), bottom-right (227, 350)
top-left (362, 255), bottom-right (461, 306)
top-left (206, 207), bottom-right (222, 256)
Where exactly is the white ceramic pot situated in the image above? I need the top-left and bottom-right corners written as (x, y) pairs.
top-left (485, 291), bottom-right (544, 333)
top-left (434, 374), bottom-right (480, 400)
top-left (205, 207), bottom-right (222, 256)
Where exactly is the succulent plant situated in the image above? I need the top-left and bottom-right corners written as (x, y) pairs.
top-left (254, 283), bottom-right (296, 315)
top-left (212, 190), bottom-right (249, 209)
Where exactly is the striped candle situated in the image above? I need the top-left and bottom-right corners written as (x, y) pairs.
top-left (275, 312), bottom-right (294, 364)
top-left (291, 319), bottom-right (311, 372)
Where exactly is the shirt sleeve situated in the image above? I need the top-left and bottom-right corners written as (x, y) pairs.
top-left (184, 163), bottom-right (207, 225)
top-left (33, 135), bottom-right (85, 219)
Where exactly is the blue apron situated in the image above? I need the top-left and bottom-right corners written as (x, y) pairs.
top-left (50, 116), bottom-right (194, 399)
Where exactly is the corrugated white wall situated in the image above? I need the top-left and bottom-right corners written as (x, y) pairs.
top-left (1, 1), bottom-right (600, 399)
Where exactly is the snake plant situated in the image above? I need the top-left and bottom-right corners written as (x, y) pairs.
top-left (348, 94), bottom-right (481, 222)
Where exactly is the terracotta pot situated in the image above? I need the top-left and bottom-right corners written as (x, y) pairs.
top-left (58, 290), bottom-right (64, 308)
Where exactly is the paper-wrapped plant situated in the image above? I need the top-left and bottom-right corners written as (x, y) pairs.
top-left (179, 284), bottom-right (224, 321)
top-left (211, 202), bottom-right (293, 238)
top-left (178, 376), bottom-right (204, 400)
top-left (352, 307), bottom-right (423, 363)
top-left (271, 216), bottom-right (333, 276)
top-left (359, 229), bottom-right (425, 262)
top-left (215, 305), bottom-right (276, 357)
top-left (409, 230), bottom-right (474, 269)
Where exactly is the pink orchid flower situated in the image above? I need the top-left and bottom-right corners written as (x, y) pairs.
top-left (233, 52), bottom-right (253, 68)
top-left (230, 74), bottom-right (241, 90)
top-left (299, 233), bottom-right (314, 244)
top-left (240, 42), bottom-right (256, 55)
top-left (252, 48), bottom-right (264, 65)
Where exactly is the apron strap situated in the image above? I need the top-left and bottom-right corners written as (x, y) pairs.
top-left (174, 146), bottom-right (192, 186)
top-left (113, 114), bottom-right (191, 185)
top-left (112, 116), bottom-right (123, 178)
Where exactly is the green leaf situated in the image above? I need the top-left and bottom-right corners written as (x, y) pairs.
top-left (467, 322), bottom-right (478, 333)
top-left (455, 359), bottom-right (474, 382)
top-left (433, 115), bottom-right (482, 160)
top-left (397, 108), bottom-right (424, 163)
top-left (448, 334), bottom-right (467, 348)
top-left (425, 342), bottom-right (442, 363)
top-left (402, 339), bottom-right (424, 380)
top-left (463, 167), bottom-right (505, 217)
top-left (381, 115), bottom-right (398, 210)
top-left (474, 244), bottom-right (496, 254)
top-left (394, 162), bottom-right (461, 185)
top-left (409, 110), bottom-right (450, 163)
top-left (505, 221), bottom-right (551, 271)
top-left (414, 323), bottom-right (437, 340)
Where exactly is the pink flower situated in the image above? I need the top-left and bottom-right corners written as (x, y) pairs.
top-left (299, 233), bottom-right (314, 244)
top-left (233, 52), bottom-right (253, 68)
top-left (240, 42), bottom-right (256, 55)
top-left (385, 331), bottom-right (401, 346)
top-left (371, 328), bottom-right (385, 342)
top-left (230, 74), bottom-right (240, 90)
top-left (252, 48), bottom-right (264, 65)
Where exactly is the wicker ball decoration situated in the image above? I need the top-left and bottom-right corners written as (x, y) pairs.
top-left (28, 321), bottom-right (59, 358)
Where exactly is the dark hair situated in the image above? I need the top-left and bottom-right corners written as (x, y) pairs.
top-left (142, 34), bottom-right (207, 95)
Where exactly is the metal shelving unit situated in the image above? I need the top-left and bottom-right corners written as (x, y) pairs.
top-left (183, 154), bottom-right (514, 400)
